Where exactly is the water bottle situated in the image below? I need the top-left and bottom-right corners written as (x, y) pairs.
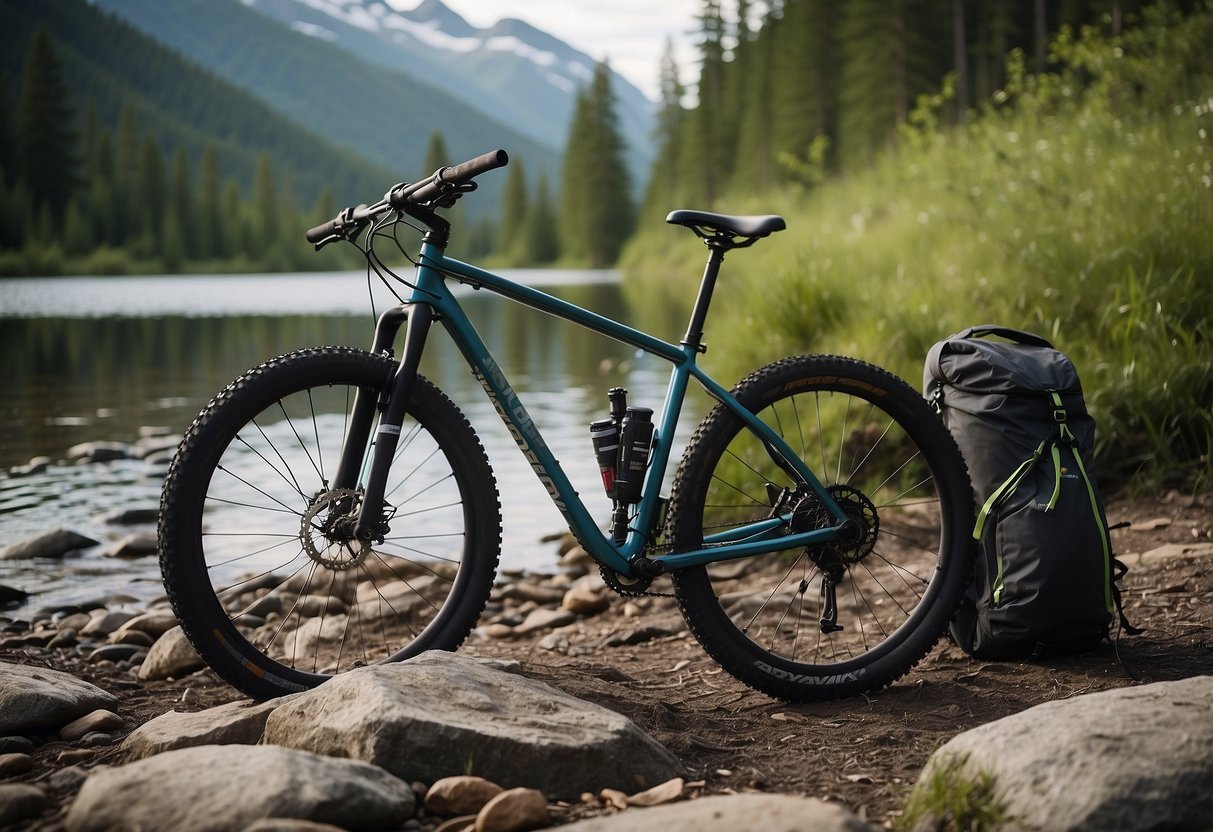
top-left (614, 407), bottom-right (654, 505)
top-left (589, 418), bottom-right (619, 496)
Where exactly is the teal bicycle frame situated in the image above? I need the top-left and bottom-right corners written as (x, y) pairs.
top-left (347, 237), bottom-right (852, 580)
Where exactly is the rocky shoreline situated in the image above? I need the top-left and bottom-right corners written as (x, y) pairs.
top-left (2, 491), bottom-right (1212, 830)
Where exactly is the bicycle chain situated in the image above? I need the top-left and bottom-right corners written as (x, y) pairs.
top-left (595, 511), bottom-right (782, 600)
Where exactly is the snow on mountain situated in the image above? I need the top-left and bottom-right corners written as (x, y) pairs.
top-left (247, 0), bottom-right (655, 175)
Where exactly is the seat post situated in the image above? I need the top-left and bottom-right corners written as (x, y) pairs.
top-left (682, 245), bottom-right (726, 352)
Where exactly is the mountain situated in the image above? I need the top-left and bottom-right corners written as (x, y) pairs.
top-left (0, 0), bottom-right (393, 205)
top-left (239, 0), bottom-right (656, 179)
top-left (91, 0), bottom-right (655, 194)
top-left (88, 0), bottom-right (563, 209)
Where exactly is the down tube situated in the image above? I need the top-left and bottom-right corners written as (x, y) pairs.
top-left (435, 305), bottom-right (634, 574)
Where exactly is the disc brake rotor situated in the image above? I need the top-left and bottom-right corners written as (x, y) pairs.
top-left (300, 488), bottom-right (371, 570)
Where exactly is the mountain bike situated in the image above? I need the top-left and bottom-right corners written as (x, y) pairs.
top-left (158, 149), bottom-right (974, 702)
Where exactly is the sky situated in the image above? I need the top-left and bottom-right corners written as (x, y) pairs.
top-left (390, 0), bottom-right (704, 101)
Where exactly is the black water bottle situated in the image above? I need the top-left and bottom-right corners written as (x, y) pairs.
top-left (614, 407), bottom-right (654, 505)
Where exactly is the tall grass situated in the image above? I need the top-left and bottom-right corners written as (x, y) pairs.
top-left (625, 5), bottom-right (1212, 493)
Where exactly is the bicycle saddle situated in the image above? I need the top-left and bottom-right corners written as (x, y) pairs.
top-left (666, 210), bottom-right (786, 239)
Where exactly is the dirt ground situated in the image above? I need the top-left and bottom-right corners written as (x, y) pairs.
top-left (4, 489), bottom-right (1211, 830)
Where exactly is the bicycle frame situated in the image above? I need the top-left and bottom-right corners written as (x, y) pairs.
top-left (339, 238), bottom-right (852, 579)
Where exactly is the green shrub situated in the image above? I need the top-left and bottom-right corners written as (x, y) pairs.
top-left (627, 5), bottom-right (1213, 493)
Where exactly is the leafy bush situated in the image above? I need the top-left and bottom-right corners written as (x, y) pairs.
top-left (628, 5), bottom-right (1212, 493)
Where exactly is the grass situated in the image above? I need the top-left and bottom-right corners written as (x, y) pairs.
top-left (898, 756), bottom-right (1010, 832)
top-left (623, 5), bottom-right (1213, 494)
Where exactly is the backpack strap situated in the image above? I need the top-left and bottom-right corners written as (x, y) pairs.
top-left (1048, 390), bottom-right (1142, 635)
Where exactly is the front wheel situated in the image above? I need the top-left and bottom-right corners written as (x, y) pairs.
top-left (158, 346), bottom-right (501, 700)
top-left (668, 355), bottom-right (973, 702)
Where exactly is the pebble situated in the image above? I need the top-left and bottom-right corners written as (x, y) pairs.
top-left (103, 507), bottom-right (160, 525)
top-left (48, 628), bottom-right (79, 649)
top-left (56, 748), bottom-right (95, 765)
top-left (88, 643), bottom-right (147, 663)
top-left (116, 610), bottom-right (178, 638)
top-left (604, 624), bottom-right (682, 646)
top-left (425, 775), bottom-right (505, 816)
top-left (109, 628), bottom-right (155, 647)
top-left (60, 709), bottom-right (125, 741)
top-left (47, 765), bottom-right (88, 791)
top-left (512, 608), bottom-right (576, 635)
top-left (474, 787), bottom-right (550, 832)
top-left (627, 777), bottom-right (684, 807)
top-left (80, 610), bottom-right (139, 637)
top-left (0, 736), bottom-right (34, 754)
top-left (497, 581), bottom-right (561, 605)
top-left (477, 623), bottom-right (515, 639)
top-left (0, 752), bottom-right (34, 777)
top-left (561, 583), bottom-right (610, 615)
top-left (57, 612), bottom-right (93, 632)
top-left (104, 533), bottom-right (159, 559)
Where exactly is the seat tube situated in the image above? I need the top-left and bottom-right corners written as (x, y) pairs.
top-left (354, 303), bottom-right (434, 539)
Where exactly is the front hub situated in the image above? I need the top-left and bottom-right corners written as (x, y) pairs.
top-left (301, 488), bottom-right (374, 570)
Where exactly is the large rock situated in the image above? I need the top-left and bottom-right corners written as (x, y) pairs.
top-left (0, 528), bottom-right (99, 560)
top-left (65, 744), bottom-right (415, 832)
top-left (0, 662), bottom-right (118, 734)
top-left (262, 652), bottom-right (682, 798)
top-left (912, 675), bottom-right (1213, 831)
top-left (121, 699), bottom-right (286, 760)
top-left (558, 794), bottom-right (877, 831)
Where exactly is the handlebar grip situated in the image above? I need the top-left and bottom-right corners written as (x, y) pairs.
top-left (398, 149), bottom-right (509, 207)
top-left (305, 217), bottom-right (340, 243)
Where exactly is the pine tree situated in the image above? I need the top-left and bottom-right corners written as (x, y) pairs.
top-left (169, 147), bottom-right (195, 259)
top-left (770, 0), bottom-right (841, 174)
top-left (114, 102), bottom-right (140, 241)
top-left (197, 144), bottom-right (221, 258)
top-left (88, 129), bottom-right (117, 246)
top-left (681, 1), bottom-right (727, 205)
top-left (729, 4), bottom-right (780, 192)
top-left (559, 61), bottom-right (634, 267)
top-left (521, 170), bottom-right (558, 264)
top-left (837, 0), bottom-right (950, 170)
top-left (421, 131), bottom-right (450, 176)
top-left (15, 29), bottom-right (78, 223)
top-left (642, 39), bottom-right (687, 218)
top-left (251, 153), bottom-right (278, 262)
top-left (497, 156), bottom-right (529, 259)
top-left (0, 74), bottom-right (15, 187)
top-left (134, 135), bottom-right (165, 251)
top-left (221, 179), bottom-right (246, 260)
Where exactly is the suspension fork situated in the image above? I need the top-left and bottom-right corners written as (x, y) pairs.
top-left (332, 306), bottom-right (409, 492)
top-left (328, 303), bottom-right (434, 540)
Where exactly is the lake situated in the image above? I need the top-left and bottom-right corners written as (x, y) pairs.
top-left (0, 269), bottom-right (708, 613)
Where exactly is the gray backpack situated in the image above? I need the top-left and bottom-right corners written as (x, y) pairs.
top-left (925, 326), bottom-right (1136, 659)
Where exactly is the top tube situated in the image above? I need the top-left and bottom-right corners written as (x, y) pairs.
top-left (418, 249), bottom-right (687, 364)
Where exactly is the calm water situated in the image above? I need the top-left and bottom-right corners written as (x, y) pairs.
top-left (0, 270), bottom-right (706, 614)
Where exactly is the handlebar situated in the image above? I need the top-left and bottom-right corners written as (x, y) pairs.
top-left (305, 149), bottom-right (509, 245)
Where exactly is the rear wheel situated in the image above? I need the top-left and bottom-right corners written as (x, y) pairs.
top-left (669, 355), bottom-right (973, 701)
top-left (158, 346), bottom-right (501, 700)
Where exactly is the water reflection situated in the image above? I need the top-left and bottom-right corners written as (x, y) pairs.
top-left (0, 271), bottom-right (706, 608)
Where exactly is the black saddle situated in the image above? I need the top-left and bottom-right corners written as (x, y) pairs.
top-left (666, 210), bottom-right (786, 248)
